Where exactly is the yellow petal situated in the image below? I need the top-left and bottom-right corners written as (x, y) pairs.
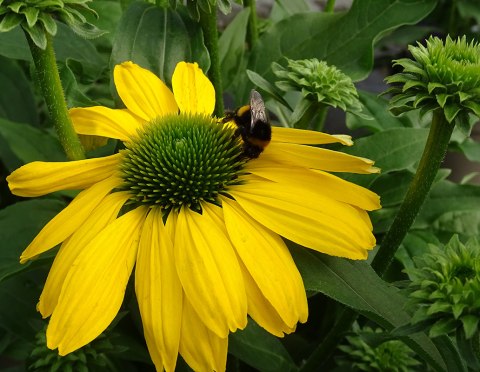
top-left (20, 176), bottom-right (121, 263)
top-left (246, 161), bottom-right (381, 211)
top-left (70, 107), bottom-right (145, 142)
top-left (38, 191), bottom-right (129, 318)
top-left (7, 153), bottom-right (121, 197)
top-left (240, 262), bottom-right (296, 337)
top-left (229, 181), bottom-right (376, 259)
top-left (172, 62), bottom-right (215, 115)
top-left (174, 205), bottom-right (247, 338)
top-left (272, 127), bottom-right (353, 146)
top-left (222, 196), bottom-right (308, 327)
top-left (179, 297), bottom-right (228, 372)
top-left (261, 142), bottom-right (380, 174)
top-left (136, 208), bottom-right (182, 372)
top-left (47, 206), bottom-right (148, 355)
top-left (114, 61), bottom-right (178, 121)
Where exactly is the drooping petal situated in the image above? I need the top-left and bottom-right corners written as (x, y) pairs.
top-left (172, 62), bottom-right (215, 115)
top-left (174, 205), bottom-right (247, 338)
top-left (261, 142), bottom-right (380, 174)
top-left (7, 153), bottom-right (121, 197)
top-left (38, 191), bottom-right (129, 318)
top-left (246, 161), bottom-right (381, 211)
top-left (70, 107), bottom-right (145, 142)
top-left (19, 176), bottom-right (121, 263)
top-left (47, 206), bottom-right (148, 355)
top-left (222, 196), bottom-right (308, 327)
top-left (272, 127), bottom-right (353, 146)
top-left (136, 208), bottom-right (182, 372)
top-left (240, 261), bottom-right (296, 337)
top-left (229, 181), bottom-right (376, 259)
top-left (114, 61), bottom-right (178, 121)
top-left (179, 297), bottom-right (228, 372)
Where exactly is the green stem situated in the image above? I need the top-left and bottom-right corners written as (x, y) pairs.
top-left (372, 110), bottom-right (454, 277)
top-left (244, 0), bottom-right (258, 48)
top-left (26, 32), bottom-right (85, 160)
top-left (311, 105), bottom-right (328, 132)
top-left (324, 0), bottom-right (336, 12)
top-left (199, 6), bottom-right (224, 117)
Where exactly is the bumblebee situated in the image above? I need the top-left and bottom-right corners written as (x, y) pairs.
top-left (223, 89), bottom-right (271, 159)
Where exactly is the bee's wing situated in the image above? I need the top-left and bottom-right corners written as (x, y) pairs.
top-left (249, 90), bottom-right (268, 131)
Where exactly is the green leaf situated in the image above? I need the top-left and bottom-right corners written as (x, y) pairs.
top-left (111, 2), bottom-right (208, 90)
top-left (0, 56), bottom-right (38, 126)
top-left (455, 138), bottom-right (480, 162)
top-left (248, 0), bottom-right (436, 85)
top-left (219, 7), bottom-right (250, 91)
top-left (432, 336), bottom-right (468, 372)
top-left (229, 320), bottom-right (296, 372)
top-left (461, 315), bottom-right (478, 339)
top-left (245, 69), bottom-right (292, 110)
top-left (429, 319), bottom-right (457, 338)
top-left (416, 181), bottom-right (480, 231)
top-left (23, 22), bottom-right (47, 49)
top-left (370, 171), bottom-right (413, 207)
top-left (290, 245), bottom-right (446, 371)
top-left (0, 23), bottom-right (104, 78)
top-left (0, 268), bottom-right (46, 342)
top-left (0, 12), bottom-right (22, 32)
top-left (346, 90), bottom-right (415, 132)
top-left (0, 199), bottom-right (65, 283)
top-left (0, 119), bottom-right (66, 172)
top-left (341, 127), bottom-right (429, 187)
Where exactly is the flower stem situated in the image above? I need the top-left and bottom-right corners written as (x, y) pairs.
top-left (311, 105), bottom-right (328, 132)
top-left (325, 0), bottom-right (336, 12)
top-left (26, 32), bottom-right (85, 160)
top-left (199, 6), bottom-right (224, 117)
top-left (244, 0), bottom-right (258, 48)
top-left (371, 110), bottom-right (454, 277)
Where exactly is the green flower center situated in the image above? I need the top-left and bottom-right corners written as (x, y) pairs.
top-left (120, 113), bottom-right (245, 214)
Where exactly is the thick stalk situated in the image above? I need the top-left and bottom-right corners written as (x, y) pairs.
top-left (244, 0), bottom-right (258, 48)
top-left (372, 110), bottom-right (454, 276)
top-left (27, 32), bottom-right (85, 160)
top-left (199, 7), bottom-right (224, 117)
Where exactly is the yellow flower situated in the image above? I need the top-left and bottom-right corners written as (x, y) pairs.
top-left (7, 61), bottom-right (381, 371)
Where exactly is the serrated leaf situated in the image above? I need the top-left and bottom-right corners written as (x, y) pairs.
top-left (429, 319), bottom-right (457, 338)
top-left (229, 320), bottom-right (296, 372)
top-left (461, 315), bottom-right (479, 339)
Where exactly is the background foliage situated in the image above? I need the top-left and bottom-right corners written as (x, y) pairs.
top-left (0, 0), bottom-right (479, 370)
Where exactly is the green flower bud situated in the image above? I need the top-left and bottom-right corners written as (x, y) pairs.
top-left (272, 58), bottom-right (364, 116)
top-left (406, 235), bottom-right (480, 340)
top-left (386, 36), bottom-right (480, 131)
top-left (0, 0), bottom-right (105, 49)
top-left (336, 322), bottom-right (422, 372)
